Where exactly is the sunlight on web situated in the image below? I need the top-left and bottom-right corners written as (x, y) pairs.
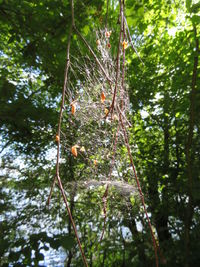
top-left (59, 30), bottom-right (133, 185)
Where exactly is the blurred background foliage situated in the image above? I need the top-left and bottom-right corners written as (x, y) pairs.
top-left (0, 0), bottom-right (200, 266)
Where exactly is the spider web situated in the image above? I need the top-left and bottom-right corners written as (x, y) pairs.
top-left (60, 30), bottom-right (134, 191)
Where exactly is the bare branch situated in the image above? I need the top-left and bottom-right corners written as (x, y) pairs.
top-left (109, 1), bottom-right (123, 117)
top-left (48, 12), bottom-right (89, 266)
top-left (71, 0), bottom-right (112, 85)
top-left (119, 114), bottom-right (159, 267)
top-left (124, 15), bottom-right (144, 66)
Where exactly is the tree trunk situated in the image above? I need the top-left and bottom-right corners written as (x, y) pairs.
top-left (184, 24), bottom-right (199, 267)
top-left (66, 155), bottom-right (76, 267)
top-left (125, 200), bottom-right (148, 266)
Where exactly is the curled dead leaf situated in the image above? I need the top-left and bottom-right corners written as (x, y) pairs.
top-left (101, 92), bottom-right (106, 103)
top-left (71, 145), bottom-right (78, 157)
top-left (96, 39), bottom-right (101, 46)
top-left (104, 108), bottom-right (109, 115)
top-left (122, 40), bottom-right (128, 50)
top-left (105, 31), bottom-right (112, 38)
top-left (71, 104), bottom-right (76, 115)
top-left (56, 135), bottom-right (60, 142)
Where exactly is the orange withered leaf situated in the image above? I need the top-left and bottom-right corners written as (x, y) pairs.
top-left (122, 40), bottom-right (128, 50)
top-left (71, 103), bottom-right (76, 115)
top-left (56, 135), bottom-right (60, 142)
top-left (71, 145), bottom-right (78, 157)
top-left (96, 39), bottom-right (101, 46)
top-left (105, 31), bottom-right (112, 38)
top-left (101, 92), bottom-right (106, 103)
top-left (104, 108), bottom-right (109, 115)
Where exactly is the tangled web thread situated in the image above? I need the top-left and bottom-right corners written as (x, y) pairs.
top-left (62, 30), bottom-right (131, 184)
top-left (49, 2), bottom-right (161, 263)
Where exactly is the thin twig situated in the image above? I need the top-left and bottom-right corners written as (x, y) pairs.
top-left (121, 0), bottom-right (125, 111)
top-left (74, 26), bottom-right (113, 84)
top-left (124, 15), bottom-right (144, 66)
top-left (117, 104), bottom-right (132, 127)
top-left (109, 0), bottom-right (123, 118)
top-left (48, 23), bottom-right (72, 204)
top-left (99, 123), bottom-right (120, 243)
top-left (47, 16), bottom-right (89, 267)
top-left (56, 174), bottom-right (88, 267)
top-left (71, 0), bottom-right (112, 85)
top-left (99, 184), bottom-right (109, 242)
top-left (47, 175), bottom-right (56, 205)
top-left (119, 114), bottom-right (159, 267)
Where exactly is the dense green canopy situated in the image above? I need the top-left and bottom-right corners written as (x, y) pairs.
top-left (0, 0), bottom-right (200, 266)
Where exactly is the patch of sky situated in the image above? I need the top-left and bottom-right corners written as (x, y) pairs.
top-left (40, 246), bottom-right (67, 267)
top-left (140, 110), bottom-right (149, 119)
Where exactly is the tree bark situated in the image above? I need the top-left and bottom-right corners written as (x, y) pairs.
top-left (124, 200), bottom-right (148, 266)
top-left (184, 24), bottom-right (199, 267)
top-left (66, 161), bottom-right (76, 267)
top-left (157, 90), bottom-right (171, 243)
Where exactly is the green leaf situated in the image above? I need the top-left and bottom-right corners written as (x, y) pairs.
top-left (83, 25), bottom-right (90, 35)
top-left (191, 14), bottom-right (200, 24)
top-left (58, 235), bottom-right (75, 250)
top-left (130, 196), bottom-right (135, 206)
top-left (191, 3), bottom-right (200, 13)
top-left (186, 0), bottom-right (191, 12)
top-left (137, 7), bottom-right (144, 17)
